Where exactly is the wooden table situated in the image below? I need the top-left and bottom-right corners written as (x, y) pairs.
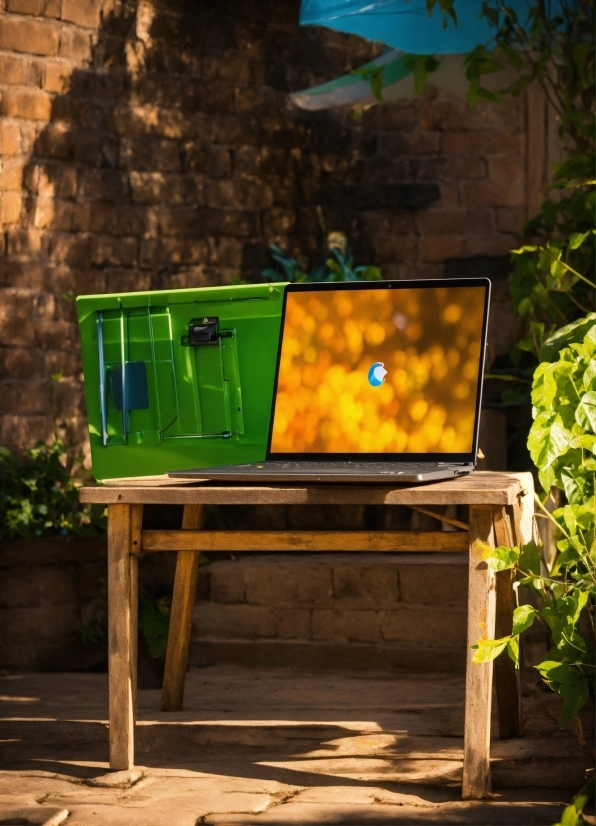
top-left (80, 470), bottom-right (535, 799)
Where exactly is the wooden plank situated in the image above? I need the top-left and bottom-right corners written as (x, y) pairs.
top-left (80, 472), bottom-right (521, 506)
top-left (493, 506), bottom-right (522, 740)
top-left (107, 503), bottom-right (136, 771)
top-left (130, 504), bottom-right (143, 554)
top-left (463, 505), bottom-right (497, 800)
top-left (526, 80), bottom-right (547, 218)
top-left (161, 505), bottom-right (204, 712)
top-left (141, 529), bottom-right (468, 554)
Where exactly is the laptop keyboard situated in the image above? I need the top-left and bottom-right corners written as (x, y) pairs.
top-left (263, 461), bottom-right (461, 473)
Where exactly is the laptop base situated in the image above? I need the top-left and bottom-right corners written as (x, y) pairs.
top-left (169, 461), bottom-right (475, 484)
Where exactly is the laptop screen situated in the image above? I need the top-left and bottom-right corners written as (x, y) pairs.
top-left (267, 279), bottom-right (489, 459)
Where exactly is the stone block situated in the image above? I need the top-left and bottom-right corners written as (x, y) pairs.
top-left (496, 207), bottom-right (526, 233)
top-left (120, 138), bottom-right (180, 173)
top-left (35, 319), bottom-right (77, 349)
top-left (203, 209), bottom-right (257, 238)
top-left (72, 202), bottom-right (112, 234)
top-left (262, 207), bottom-right (296, 236)
top-left (0, 413), bottom-right (53, 450)
top-left (464, 178), bottom-right (525, 209)
top-left (0, 121), bottom-right (21, 155)
top-left (0, 191), bottom-right (23, 225)
top-left (0, 15), bottom-right (58, 55)
top-left (332, 564), bottom-right (398, 609)
top-left (61, 0), bottom-right (101, 28)
top-left (361, 210), bottom-right (414, 238)
top-left (77, 169), bottom-right (129, 203)
top-left (206, 114), bottom-right (260, 146)
top-left (415, 208), bottom-right (493, 236)
top-left (440, 131), bottom-right (524, 156)
top-left (158, 206), bottom-right (201, 238)
top-left (49, 233), bottom-right (92, 267)
top-left (32, 563), bottom-right (77, 604)
top-left (129, 171), bottom-right (165, 205)
top-left (0, 601), bottom-right (79, 641)
top-left (419, 98), bottom-right (523, 132)
top-left (105, 268), bottom-right (151, 294)
top-left (40, 163), bottom-right (77, 198)
top-left (0, 569), bottom-right (38, 609)
top-left (91, 235), bottom-right (137, 267)
top-left (58, 26), bottom-right (92, 61)
top-left (410, 157), bottom-right (486, 181)
top-left (398, 562), bottom-right (467, 606)
top-left (276, 608), bottom-right (311, 639)
top-left (380, 131), bottom-right (439, 156)
top-left (208, 237), bottom-right (242, 269)
top-left (373, 235), bottom-right (418, 264)
top-left (42, 61), bottom-right (73, 93)
top-left (0, 158), bottom-right (25, 191)
top-left (421, 235), bottom-right (463, 263)
top-left (464, 234), bottom-right (517, 258)
top-left (194, 603), bottom-right (277, 639)
top-left (183, 143), bottom-right (231, 177)
top-left (7, 0), bottom-right (45, 13)
top-left (0, 379), bottom-right (49, 415)
top-left (34, 198), bottom-right (73, 230)
top-left (244, 562), bottom-right (332, 607)
top-left (312, 609), bottom-right (380, 643)
top-left (0, 346), bottom-right (42, 379)
top-left (208, 563), bottom-right (246, 604)
top-left (380, 605), bottom-right (467, 647)
top-left (0, 52), bottom-right (28, 84)
top-left (1, 89), bottom-right (52, 121)
top-left (76, 561), bottom-right (106, 601)
top-left (139, 237), bottom-right (209, 267)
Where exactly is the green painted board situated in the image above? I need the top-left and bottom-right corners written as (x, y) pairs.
top-left (76, 283), bottom-right (287, 481)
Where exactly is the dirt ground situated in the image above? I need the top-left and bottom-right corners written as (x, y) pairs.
top-left (0, 665), bottom-right (593, 825)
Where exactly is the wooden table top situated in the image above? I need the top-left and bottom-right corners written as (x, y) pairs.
top-left (80, 471), bottom-right (531, 507)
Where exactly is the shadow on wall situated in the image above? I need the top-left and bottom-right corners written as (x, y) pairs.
top-left (4, 0), bottom-right (386, 452)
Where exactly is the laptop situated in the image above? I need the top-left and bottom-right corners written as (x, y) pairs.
top-left (169, 277), bottom-right (491, 483)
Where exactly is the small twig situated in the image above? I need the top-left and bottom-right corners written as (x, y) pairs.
top-left (574, 715), bottom-right (585, 748)
top-left (407, 505), bottom-right (469, 531)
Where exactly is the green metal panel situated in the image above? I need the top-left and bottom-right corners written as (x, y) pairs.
top-left (77, 283), bottom-right (286, 481)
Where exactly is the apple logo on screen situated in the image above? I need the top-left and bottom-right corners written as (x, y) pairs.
top-left (368, 362), bottom-right (387, 387)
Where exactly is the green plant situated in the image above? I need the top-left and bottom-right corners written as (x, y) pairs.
top-left (553, 778), bottom-right (595, 826)
top-left (472, 317), bottom-right (596, 724)
top-left (261, 229), bottom-right (382, 284)
top-left (434, 0), bottom-right (595, 393)
top-left (0, 440), bottom-right (106, 540)
top-left (138, 592), bottom-right (171, 660)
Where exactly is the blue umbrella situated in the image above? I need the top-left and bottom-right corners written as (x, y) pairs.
top-left (299, 0), bottom-right (554, 55)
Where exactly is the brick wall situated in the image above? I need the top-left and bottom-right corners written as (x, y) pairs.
top-left (0, 0), bottom-right (527, 454)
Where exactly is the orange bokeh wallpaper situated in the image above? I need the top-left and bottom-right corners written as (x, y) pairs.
top-left (270, 285), bottom-right (486, 454)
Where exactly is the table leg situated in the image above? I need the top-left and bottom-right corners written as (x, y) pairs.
top-left (493, 505), bottom-right (522, 739)
top-left (463, 504), bottom-right (497, 799)
top-left (161, 504), bottom-right (205, 711)
top-left (108, 503), bottom-right (141, 770)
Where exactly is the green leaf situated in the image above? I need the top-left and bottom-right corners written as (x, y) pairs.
top-left (559, 676), bottom-right (589, 725)
top-left (540, 315), bottom-right (596, 362)
top-left (518, 540), bottom-right (541, 576)
top-left (507, 635), bottom-right (520, 667)
top-left (558, 802), bottom-right (582, 826)
top-left (575, 391), bottom-right (596, 432)
top-left (479, 543), bottom-right (520, 571)
top-left (471, 636), bottom-right (510, 663)
top-left (528, 413), bottom-right (571, 476)
top-left (512, 604), bottom-right (538, 635)
top-left (535, 660), bottom-right (579, 683)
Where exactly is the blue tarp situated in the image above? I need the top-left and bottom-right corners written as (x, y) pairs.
top-left (299, 0), bottom-right (554, 54)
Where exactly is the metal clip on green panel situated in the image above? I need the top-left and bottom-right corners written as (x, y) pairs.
top-left (77, 283), bottom-right (286, 481)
